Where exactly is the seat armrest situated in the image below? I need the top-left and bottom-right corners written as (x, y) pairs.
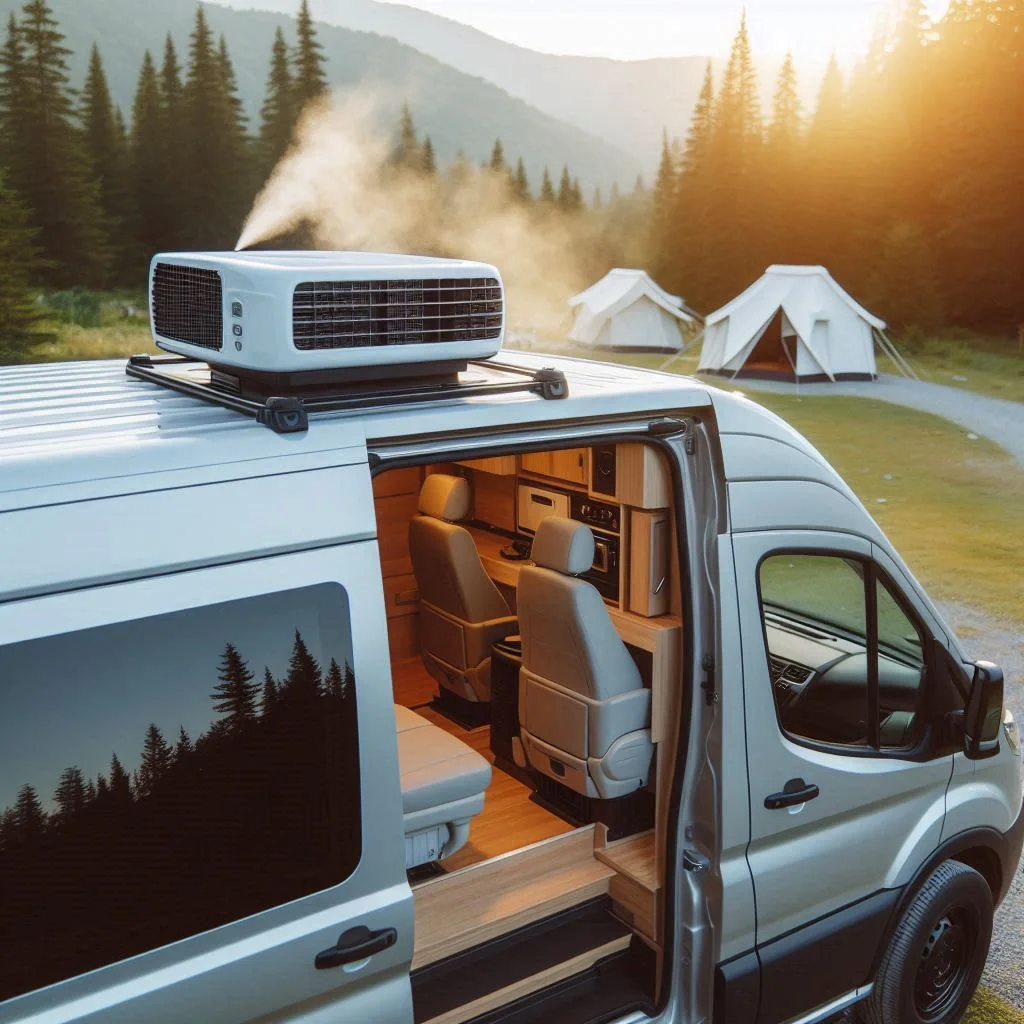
top-left (464, 616), bottom-right (519, 667)
top-left (589, 688), bottom-right (651, 759)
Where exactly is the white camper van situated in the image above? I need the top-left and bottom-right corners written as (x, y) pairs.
top-left (0, 251), bottom-right (1020, 1024)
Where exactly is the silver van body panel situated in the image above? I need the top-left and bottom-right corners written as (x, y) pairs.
top-left (0, 466), bottom-right (376, 603)
top-left (731, 530), bottom-right (953, 944)
top-left (714, 536), bottom-right (756, 961)
top-left (0, 544), bottom-right (414, 1024)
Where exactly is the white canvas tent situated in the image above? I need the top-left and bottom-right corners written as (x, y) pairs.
top-left (569, 269), bottom-right (701, 353)
top-left (697, 265), bottom-right (913, 382)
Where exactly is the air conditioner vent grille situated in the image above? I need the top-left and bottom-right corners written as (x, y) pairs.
top-left (292, 278), bottom-right (502, 350)
top-left (152, 263), bottom-right (223, 351)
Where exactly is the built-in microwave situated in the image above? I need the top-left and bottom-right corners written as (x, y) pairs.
top-left (515, 484), bottom-right (621, 603)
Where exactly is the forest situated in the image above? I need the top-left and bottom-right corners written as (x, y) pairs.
top-left (0, 629), bottom-right (361, 1003)
top-left (0, 0), bottom-right (1022, 360)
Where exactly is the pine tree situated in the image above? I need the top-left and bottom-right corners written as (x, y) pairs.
top-left (81, 46), bottom-right (122, 225)
top-left (650, 130), bottom-right (677, 275)
top-left (571, 176), bottom-right (582, 210)
top-left (158, 35), bottom-right (186, 249)
top-left (261, 666), bottom-right (279, 715)
top-left (14, 0), bottom-right (110, 286)
top-left (539, 166), bottom-right (554, 204)
top-left (175, 726), bottom-right (193, 760)
top-left (130, 50), bottom-right (165, 259)
top-left (324, 658), bottom-right (344, 699)
top-left (0, 14), bottom-right (29, 184)
top-left (183, 9), bottom-right (248, 246)
top-left (136, 724), bottom-right (174, 796)
top-left (512, 157), bottom-right (530, 202)
top-left (53, 765), bottom-right (86, 823)
top-left (0, 807), bottom-right (16, 851)
top-left (81, 44), bottom-right (129, 278)
top-left (216, 33), bottom-right (251, 221)
top-left (94, 773), bottom-right (109, 801)
top-left (762, 52), bottom-right (804, 264)
top-left (259, 26), bottom-right (294, 174)
top-left (14, 784), bottom-right (46, 840)
top-left (394, 101), bottom-right (419, 169)
top-left (281, 630), bottom-right (322, 705)
top-left (488, 137), bottom-right (506, 174)
top-left (109, 753), bottom-right (132, 803)
top-left (556, 165), bottom-right (573, 210)
top-left (211, 642), bottom-right (259, 728)
top-left (671, 61), bottom-right (716, 303)
top-left (0, 169), bottom-right (49, 361)
top-left (421, 135), bottom-right (436, 175)
top-left (592, 186), bottom-right (602, 210)
top-left (294, 0), bottom-right (327, 111)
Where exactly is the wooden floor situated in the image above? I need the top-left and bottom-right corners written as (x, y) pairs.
top-left (392, 656), bottom-right (572, 872)
top-left (412, 826), bottom-right (614, 970)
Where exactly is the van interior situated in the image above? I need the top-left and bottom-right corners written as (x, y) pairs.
top-left (373, 441), bottom-right (684, 1023)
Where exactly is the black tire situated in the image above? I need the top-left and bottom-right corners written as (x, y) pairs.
top-left (858, 860), bottom-right (993, 1024)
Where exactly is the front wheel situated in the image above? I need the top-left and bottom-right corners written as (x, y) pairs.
top-left (859, 860), bottom-right (993, 1024)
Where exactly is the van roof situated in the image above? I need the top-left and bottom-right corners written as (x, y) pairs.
top-left (0, 352), bottom-right (825, 511)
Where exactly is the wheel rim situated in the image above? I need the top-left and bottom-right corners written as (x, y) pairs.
top-left (914, 906), bottom-right (977, 1022)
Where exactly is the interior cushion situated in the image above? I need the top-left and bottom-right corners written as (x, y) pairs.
top-left (396, 706), bottom-right (492, 815)
top-left (418, 473), bottom-right (471, 522)
top-left (530, 516), bottom-right (594, 576)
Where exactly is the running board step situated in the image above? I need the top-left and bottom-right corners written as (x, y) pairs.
top-left (412, 896), bottom-right (628, 1024)
top-left (467, 936), bottom-right (655, 1024)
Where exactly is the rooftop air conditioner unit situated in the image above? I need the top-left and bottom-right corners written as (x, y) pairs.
top-left (148, 251), bottom-right (505, 385)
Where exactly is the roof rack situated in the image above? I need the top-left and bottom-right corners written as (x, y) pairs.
top-left (125, 354), bottom-right (568, 433)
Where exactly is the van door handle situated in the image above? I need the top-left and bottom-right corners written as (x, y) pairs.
top-left (314, 925), bottom-right (397, 969)
top-left (764, 778), bottom-right (820, 810)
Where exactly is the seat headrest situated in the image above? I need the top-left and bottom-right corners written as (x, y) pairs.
top-left (531, 517), bottom-right (594, 576)
top-left (418, 474), bottom-right (471, 522)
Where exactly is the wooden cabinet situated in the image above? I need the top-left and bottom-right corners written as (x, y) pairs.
top-left (454, 455), bottom-right (517, 476)
top-left (615, 444), bottom-right (671, 509)
top-left (521, 448), bottom-right (588, 486)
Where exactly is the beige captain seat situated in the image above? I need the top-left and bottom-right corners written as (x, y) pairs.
top-left (517, 516), bottom-right (653, 800)
top-left (409, 474), bottom-right (517, 703)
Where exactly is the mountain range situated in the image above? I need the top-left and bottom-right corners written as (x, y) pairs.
top-left (1, 0), bottom-right (828, 191)
top-left (213, 1), bottom-right (828, 169)
top-left (0, 0), bottom-right (643, 193)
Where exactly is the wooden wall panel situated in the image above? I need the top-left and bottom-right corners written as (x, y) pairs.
top-left (472, 472), bottom-right (517, 533)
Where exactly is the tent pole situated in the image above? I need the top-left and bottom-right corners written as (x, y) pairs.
top-left (658, 328), bottom-right (703, 374)
top-left (875, 329), bottom-right (920, 381)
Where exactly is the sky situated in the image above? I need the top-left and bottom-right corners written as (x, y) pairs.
top-left (0, 585), bottom-right (353, 814)
top-left (372, 0), bottom-right (952, 61)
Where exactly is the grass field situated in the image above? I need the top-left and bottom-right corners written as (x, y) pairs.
top-left (747, 392), bottom-right (1024, 626)
top-left (883, 335), bottom-right (1024, 405)
top-left (965, 987), bottom-right (1024, 1024)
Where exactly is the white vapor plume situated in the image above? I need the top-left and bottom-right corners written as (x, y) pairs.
top-left (236, 92), bottom-right (595, 334)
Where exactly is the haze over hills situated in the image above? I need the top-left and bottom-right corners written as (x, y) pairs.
top-left (0, 0), bottom-right (642, 194)
top-left (212, 0), bottom-right (828, 170)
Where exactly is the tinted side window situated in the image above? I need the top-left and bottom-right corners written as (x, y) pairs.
top-left (0, 584), bottom-right (359, 1003)
top-left (758, 554), bottom-right (926, 751)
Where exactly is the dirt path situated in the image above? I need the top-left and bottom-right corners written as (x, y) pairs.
top-left (730, 374), bottom-right (1024, 467)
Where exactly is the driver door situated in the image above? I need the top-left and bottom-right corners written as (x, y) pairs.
top-left (732, 531), bottom-right (953, 1021)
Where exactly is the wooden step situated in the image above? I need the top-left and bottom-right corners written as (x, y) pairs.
top-left (595, 830), bottom-right (660, 942)
top-left (412, 825), bottom-right (614, 970)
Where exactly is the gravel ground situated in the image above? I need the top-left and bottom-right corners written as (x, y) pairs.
top-left (730, 373), bottom-right (1024, 467)
top-left (941, 599), bottom-right (1024, 1010)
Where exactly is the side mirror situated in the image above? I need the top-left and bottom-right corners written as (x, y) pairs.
top-left (964, 661), bottom-right (1004, 760)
